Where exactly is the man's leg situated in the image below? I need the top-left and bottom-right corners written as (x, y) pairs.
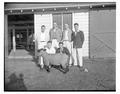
top-left (52, 39), bottom-right (57, 50)
top-left (40, 56), bottom-right (44, 68)
top-left (38, 42), bottom-right (46, 69)
top-left (55, 39), bottom-right (59, 48)
top-left (72, 48), bottom-right (77, 66)
top-left (66, 41), bottom-right (72, 66)
top-left (77, 48), bottom-right (83, 67)
top-left (77, 48), bottom-right (88, 72)
top-left (38, 56), bottom-right (44, 69)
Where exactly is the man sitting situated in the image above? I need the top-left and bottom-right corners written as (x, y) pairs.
top-left (38, 49), bottom-right (69, 73)
top-left (56, 42), bottom-right (70, 57)
top-left (44, 41), bottom-right (56, 54)
top-left (53, 42), bottom-right (70, 72)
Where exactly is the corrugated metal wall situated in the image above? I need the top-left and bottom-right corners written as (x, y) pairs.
top-left (90, 9), bottom-right (116, 58)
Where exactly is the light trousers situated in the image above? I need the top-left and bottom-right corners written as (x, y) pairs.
top-left (52, 39), bottom-right (59, 48)
top-left (63, 41), bottom-right (72, 65)
top-left (72, 48), bottom-right (83, 67)
top-left (38, 41), bottom-right (47, 67)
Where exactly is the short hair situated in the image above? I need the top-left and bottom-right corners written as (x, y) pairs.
top-left (41, 25), bottom-right (45, 28)
top-left (74, 23), bottom-right (79, 26)
top-left (59, 42), bottom-right (63, 45)
top-left (47, 41), bottom-right (52, 44)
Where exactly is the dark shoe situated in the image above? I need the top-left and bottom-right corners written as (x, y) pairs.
top-left (71, 62), bottom-right (74, 66)
top-left (77, 66), bottom-right (88, 72)
top-left (77, 66), bottom-right (84, 71)
top-left (61, 66), bottom-right (69, 74)
top-left (52, 65), bottom-right (61, 70)
top-left (55, 65), bottom-right (66, 73)
top-left (45, 66), bottom-right (50, 73)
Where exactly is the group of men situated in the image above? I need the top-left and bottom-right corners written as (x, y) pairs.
top-left (36, 22), bottom-right (86, 71)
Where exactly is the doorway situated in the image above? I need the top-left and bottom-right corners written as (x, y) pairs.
top-left (8, 14), bottom-right (34, 58)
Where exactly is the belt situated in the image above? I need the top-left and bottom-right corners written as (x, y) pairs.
top-left (63, 40), bottom-right (70, 41)
top-left (40, 41), bottom-right (46, 42)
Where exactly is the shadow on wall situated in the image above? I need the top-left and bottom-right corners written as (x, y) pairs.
top-left (5, 73), bottom-right (27, 91)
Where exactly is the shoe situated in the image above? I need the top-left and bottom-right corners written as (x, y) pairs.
top-left (69, 64), bottom-right (73, 67)
top-left (78, 66), bottom-right (88, 72)
top-left (44, 66), bottom-right (50, 73)
top-left (39, 65), bottom-right (44, 70)
top-left (62, 66), bottom-right (69, 74)
top-left (77, 66), bottom-right (84, 71)
top-left (71, 63), bottom-right (74, 66)
top-left (84, 68), bottom-right (88, 72)
top-left (41, 65), bottom-right (44, 69)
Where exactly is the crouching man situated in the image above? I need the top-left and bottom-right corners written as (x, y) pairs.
top-left (44, 41), bottom-right (56, 54)
top-left (36, 25), bottom-right (47, 69)
top-left (38, 49), bottom-right (69, 74)
top-left (55, 42), bottom-right (70, 73)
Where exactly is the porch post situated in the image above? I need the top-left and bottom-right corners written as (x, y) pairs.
top-left (4, 15), bottom-right (8, 58)
top-left (12, 28), bottom-right (16, 52)
top-left (27, 28), bottom-right (29, 50)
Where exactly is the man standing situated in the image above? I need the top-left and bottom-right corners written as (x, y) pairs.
top-left (62, 24), bottom-right (73, 66)
top-left (72, 23), bottom-right (87, 71)
top-left (49, 22), bottom-right (62, 49)
top-left (36, 25), bottom-right (47, 69)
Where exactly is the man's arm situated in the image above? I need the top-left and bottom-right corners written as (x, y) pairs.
top-left (56, 48), bottom-right (60, 53)
top-left (49, 29), bottom-right (51, 41)
top-left (80, 31), bottom-right (84, 45)
top-left (68, 29), bottom-right (72, 41)
top-left (64, 47), bottom-right (70, 56)
top-left (59, 29), bottom-right (62, 41)
top-left (71, 31), bottom-right (75, 42)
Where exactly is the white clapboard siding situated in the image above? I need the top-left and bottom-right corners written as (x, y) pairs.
top-left (72, 12), bottom-right (89, 57)
top-left (34, 14), bottom-right (52, 41)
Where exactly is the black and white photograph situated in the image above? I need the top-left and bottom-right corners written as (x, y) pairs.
top-left (4, 2), bottom-right (116, 92)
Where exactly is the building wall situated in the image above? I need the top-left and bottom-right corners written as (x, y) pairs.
top-left (34, 14), bottom-right (52, 41)
top-left (34, 12), bottom-right (89, 57)
top-left (90, 9), bottom-right (116, 58)
top-left (34, 14), bottom-right (52, 57)
top-left (72, 12), bottom-right (89, 57)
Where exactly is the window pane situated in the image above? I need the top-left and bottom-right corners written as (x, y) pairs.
top-left (63, 13), bottom-right (72, 30)
top-left (52, 13), bottom-right (62, 30)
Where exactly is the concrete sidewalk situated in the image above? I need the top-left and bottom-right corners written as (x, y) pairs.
top-left (4, 58), bottom-right (115, 91)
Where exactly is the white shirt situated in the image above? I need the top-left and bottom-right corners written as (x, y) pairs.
top-left (36, 32), bottom-right (46, 42)
top-left (45, 47), bottom-right (55, 54)
top-left (64, 30), bottom-right (69, 40)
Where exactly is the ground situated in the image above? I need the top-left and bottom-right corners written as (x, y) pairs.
top-left (4, 57), bottom-right (115, 91)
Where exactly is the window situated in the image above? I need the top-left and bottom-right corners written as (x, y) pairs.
top-left (52, 13), bottom-right (72, 31)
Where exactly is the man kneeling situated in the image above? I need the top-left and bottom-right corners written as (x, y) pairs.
top-left (38, 49), bottom-right (69, 74)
